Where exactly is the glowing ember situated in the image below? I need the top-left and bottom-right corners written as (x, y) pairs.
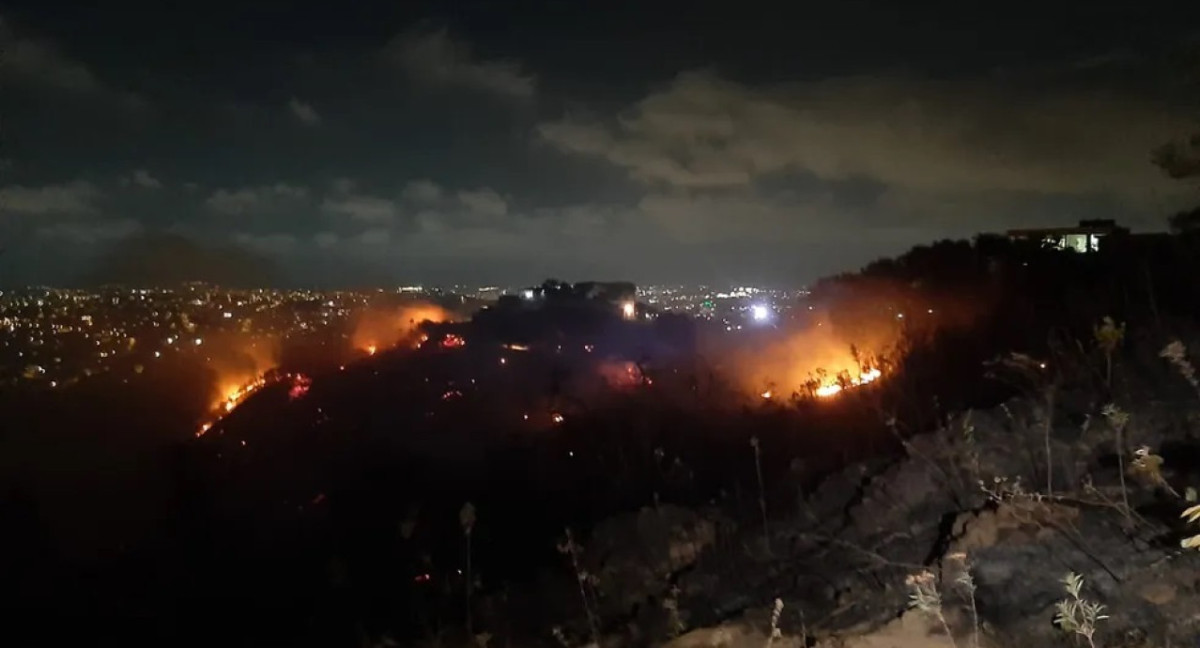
top-left (598, 361), bottom-right (646, 389)
top-left (288, 374), bottom-right (312, 400)
top-left (761, 390), bottom-right (773, 400)
top-left (366, 344), bottom-right (377, 356)
top-left (441, 334), bottom-right (466, 349)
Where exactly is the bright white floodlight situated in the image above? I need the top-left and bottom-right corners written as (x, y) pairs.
top-left (750, 304), bottom-right (771, 322)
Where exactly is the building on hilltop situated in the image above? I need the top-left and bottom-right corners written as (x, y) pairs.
top-left (1006, 219), bottom-right (1129, 253)
top-left (514, 280), bottom-right (636, 305)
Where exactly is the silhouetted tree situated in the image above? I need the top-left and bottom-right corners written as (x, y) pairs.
top-left (1154, 133), bottom-right (1200, 233)
top-left (1168, 206), bottom-right (1200, 233)
top-left (1153, 134), bottom-right (1200, 180)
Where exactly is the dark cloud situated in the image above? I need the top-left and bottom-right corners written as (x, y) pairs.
top-left (287, 97), bottom-right (322, 126)
top-left (1, 2), bottom-right (1196, 287)
top-left (83, 232), bottom-right (280, 287)
top-left (320, 194), bottom-right (399, 224)
top-left (204, 184), bottom-right (310, 216)
top-left (539, 71), bottom-right (1191, 202)
top-left (0, 15), bottom-right (148, 111)
top-left (120, 169), bottom-right (162, 189)
top-left (0, 180), bottom-right (102, 215)
top-left (382, 28), bottom-right (537, 99)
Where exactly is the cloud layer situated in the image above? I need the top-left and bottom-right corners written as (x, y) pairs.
top-left (540, 71), bottom-right (1191, 204)
top-left (384, 28), bottom-right (536, 99)
top-left (2, 11), bottom-right (1195, 287)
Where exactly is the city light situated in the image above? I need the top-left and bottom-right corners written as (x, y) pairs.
top-left (750, 304), bottom-right (771, 322)
top-left (621, 301), bottom-right (636, 320)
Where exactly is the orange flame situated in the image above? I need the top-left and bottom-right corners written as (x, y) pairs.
top-left (198, 374), bottom-right (269, 437)
top-left (710, 308), bottom-right (893, 402)
top-left (813, 367), bottom-right (882, 398)
top-left (351, 302), bottom-right (450, 354)
top-left (197, 370), bottom-right (310, 437)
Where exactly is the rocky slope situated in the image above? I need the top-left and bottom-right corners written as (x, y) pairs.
top-left (573, 349), bottom-right (1200, 647)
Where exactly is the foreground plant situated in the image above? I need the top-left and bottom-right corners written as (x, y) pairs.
top-left (1129, 445), bottom-right (1177, 496)
top-left (906, 570), bottom-right (958, 648)
top-left (460, 502), bottom-right (476, 635)
top-left (750, 436), bottom-right (770, 553)
top-left (558, 528), bottom-right (600, 646)
top-left (946, 553), bottom-right (980, 648)
top-left (662, 585), bottom-right (685, 639)
top-left (1053, 572), bottom-right (1108, 648)
top-left (764, 598), bottom-right (783, 648)
top-left (1161, 340), bottom-right (1200, 397)
top-left (1093, 316), bottom-right (1125, 387)
top-left (1100, 403), bottom-right (1132, 522)
top-left (1179, 504), bottom-right (1200, 549)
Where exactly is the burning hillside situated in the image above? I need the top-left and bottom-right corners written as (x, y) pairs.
top-left (714, 276), bottom-right (988, 401)
top-left (202, 336), bottom-right (280, 404)
top-left (189, 334), bottom-right (283, 437)
top-left (350, 302), bottom-right (452, 355)
top-left (196, 370), bottom-right (311, 437)
top-left (711, 309), bottom-right (898, 402)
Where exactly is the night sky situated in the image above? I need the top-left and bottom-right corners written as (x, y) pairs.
top-left (1, 1), bottom-right (1197, 287)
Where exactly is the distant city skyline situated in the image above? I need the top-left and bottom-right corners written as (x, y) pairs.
top-left (0, 282), bottom-right (801, 391)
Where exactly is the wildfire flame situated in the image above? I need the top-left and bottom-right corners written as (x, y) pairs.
top-left (197, 370), bottom-right (311, 437)
top-left (812, 367), bottom-right (882, 398)
top-left (708, 304), bottom-right (896, 403)
top-left (757, 366), bottom-right (882, 400)
top-left (352, 303), bottom-right (450, 354)
top-left (198, 374), bottom-right (268, 437)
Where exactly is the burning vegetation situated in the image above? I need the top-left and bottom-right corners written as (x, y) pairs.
top-left (196, 370), bottom-right (311, 437)
top-left (710, 275), bottom-right (987, 402)
top-left (191, 334), bottom-right (287, 437)
top-left (709, 309), bottom-right (895, 402)
top-left (350, 302), bottom-right (452, 355)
